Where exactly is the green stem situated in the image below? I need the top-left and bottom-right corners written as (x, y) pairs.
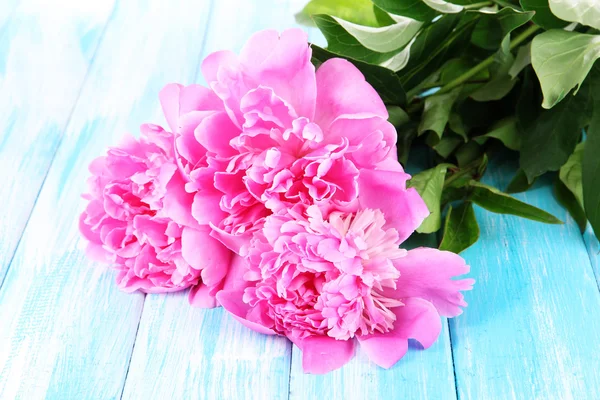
top-left (492, 0), bottom-right (521, 9)
top-left (436, 25), bottom-right (540, 95)
top-left (464, 1), bottom-right (493, 10)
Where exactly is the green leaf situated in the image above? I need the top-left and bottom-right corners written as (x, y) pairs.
top-left (432, 134), bottom-right (463, 158)
top-left (519, 84), bottom-right (589, 181)
top-left (372, 0), bottom-right (437, 21)
top-left (471, 7), bottom-right (534, 51)
top-left (324, 13), bottom-right (424, 53)
top-left (474, 117), bottom-right (521, 150)
top-left (469, 181), bottom-right (563, 223)
top-left (313, 15), bottom-right (402, 63)
top-left (471, 37), bottom-right (517, 101)
top-left (408, 164), bottom-right (452, 233)
top-left (506, 168), bottom-right (535, 193)
top-left (508, 42), bottom-right (531, 79)
top-left (310, 45), bottom-right (407, 105)
top-left (418, 88), bottom-right (461, 139)
top-left (559, 142), bottom-right (584, 207)
top-left (520, 0), bottom-right (569, 30)
top-left (531, 30), bottom-right (600, 109)
top-left (400, 13), bottom-right (477, 90)
top-left (422, 0), bottom-right (463, 13)
top-left (387, 105), bottom-right (410, 126)
top-left (455, 141), bottom-right (482, 166)
top-left (297, 0), bottom-right (395, 27)
top-left (439, 202), bottom-right (480, 253)
top-left (584, 111), bottom-right (600, 240)
top-left (448, 112), bottom-right (469, 141)
top-left (397, 122), bottom-right (419, 165)
top-left (548, 0), bottom-right (600, 30)
top-left (554, 178), bottom-right (587, 232)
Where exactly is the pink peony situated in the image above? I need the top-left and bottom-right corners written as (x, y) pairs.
top-left (79, 124), bottom-right (231, 303)
top-left (217, 177), bottom-right (473, 373)
top-left (158, 28), bottom-right (406, 254)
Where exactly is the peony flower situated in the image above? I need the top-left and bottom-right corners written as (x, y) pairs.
top-left (79, 124), bottom-right (231, 304)
top-left (217, 177), bottom-right (473, 373)
top-left (157, 28), bottom-right (405, 254)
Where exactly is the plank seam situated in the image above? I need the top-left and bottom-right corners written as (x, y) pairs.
top-left (118, 294), bottom-right (147, 400)
top-left (287, 343), bottom-right (293, 400)
top-left (447, 323), bottom-right (461, 400)
top-left (581, 231), bottom-right (600, 295)
top-left (0, 0), bottom-right (119, 292)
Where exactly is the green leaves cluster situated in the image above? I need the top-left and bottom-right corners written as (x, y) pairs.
top-left (300, 0), bottom-right (600, 252)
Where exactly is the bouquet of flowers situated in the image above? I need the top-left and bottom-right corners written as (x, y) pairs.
top-left (79, 28), bottom-right (473, 373)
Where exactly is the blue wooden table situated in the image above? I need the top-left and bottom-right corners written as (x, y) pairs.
top-left (1, 1), bottom-right (600, 399)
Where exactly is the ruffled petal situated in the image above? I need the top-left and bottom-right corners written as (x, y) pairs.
top-left (388, 247), bottom-right (475, 317)
top-left (221, 254), bottom-right (251, 291)
top-left (191, 190), bottom-right (227, 226)
top-left (357, 298), bottom-right (441, 368)
top-left (315, 58), bottom-right (387, 129)
top-left (189, 284), bottom-right (218, 308)
top-left (297, 335), bottom-right (356, 374)
top-left (357, 168), bottom-right (428, 243)
top-left (216, 290), bottom-right (277, 335)
top-left (159, 83), bottom-right (223, 133)
top-left (239, 28), bottom-right (316, 119)
top-left (194, 111), bottom-right (240, 157)
top-left (181, 226), bottom-right (231, 288)
top-left (201, 50), bottom-right (238, 84)
top-left (162, 171), bottom-right (199, 229)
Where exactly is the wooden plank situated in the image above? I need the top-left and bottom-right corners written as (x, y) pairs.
top-left (450, 158), bottom-right (600, 399)
top-left (583, 228), bottom-right (600, 290)
top-left (0, 0), bottom-right (115, 285)
top-left (0, 0), bottom-right (19, 33)
top-left (0, 0), bottom-right (213, 398)
top-left (121, 293), bottom-right (293, 400)
top-left (289, 321), bottom-right (457, 400)
top-left (121, 2), bottom-right (309, 398)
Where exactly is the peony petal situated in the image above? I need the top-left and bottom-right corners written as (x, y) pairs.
top-left (357, 333), bottom-right (408, 370)
top-left (159, 84), bottom-right (223, 133)
top-left (221, 254), bottom-right (252, 291)
top-left (216, 290), bottom-right (277, 335)
top-left (388, 247), bottom-right (475, 317)
top-left (159, 83), bottom-right (183, 133)
top-left (315, 58), bottom-right (387, 129)
top-left (181, 226), bottom-right (231, 287)
top-left (201, 50), bottom-right (238, 84)
top-left (162, 171), bottom-right (199, 229)
top-left (191, 191), bottom-right (227, 226)
top-left (393, 298), bottom-right (442, 349)
top-left (357, 168), bottom-right (429, 243)
top-left (357, 298), bottom-right (441, 368)
top-left (298, 335), bottom-right (356, 374)
top-left (188, 284), bottom-right (218, 308)
top-left (327, 116), bottom-right (397, 167)
top-left (194, 111), bottom-right (240, 157)
top-left (239, 29), bottom-right (316, 119)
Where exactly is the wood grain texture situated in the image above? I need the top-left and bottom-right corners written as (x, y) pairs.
top-left (122, 2), bottom-right (308, 399)
top-left (0, 0), bottom-right (115, 286)
top-left (583, 227), bottom-right (600, 290)
top-left (289, 322), bottom-right (457, 400)
top-left (0, 0), bottom-right (213, 398)
top-left (450, 158), bottom-right (600, 400)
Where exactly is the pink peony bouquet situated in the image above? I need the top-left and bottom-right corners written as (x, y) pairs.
top-left (79, 28), bottom-right (474, 373)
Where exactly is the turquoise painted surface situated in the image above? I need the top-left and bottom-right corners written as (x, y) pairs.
top-left (1, 1), bottom-right (600, 399)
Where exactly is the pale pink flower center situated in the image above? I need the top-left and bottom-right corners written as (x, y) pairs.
top-left (245, 207), bottom-right (406, 340)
